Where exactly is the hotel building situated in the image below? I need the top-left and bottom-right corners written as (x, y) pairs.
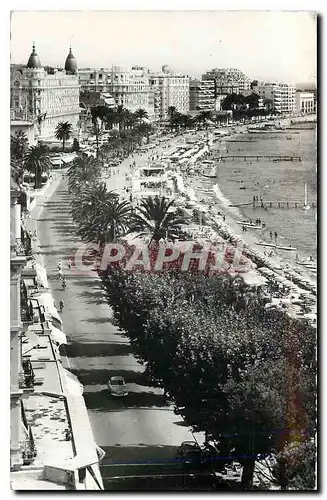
top-left (202, 68), bottom-right (251, 96)
top-left (149, 66), bottom-right (190, 120)
top-left (10, 44), bottom-right (80, 142)
top-left (254, 82), bottom-right (296, 114)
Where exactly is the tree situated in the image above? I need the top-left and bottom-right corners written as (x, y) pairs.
top-left (272, 440), bottom-right (316, 490)
top-left (11, 130), bottom-right (29, 161)
top-left (134, 108), bottom-right (149, 125)
top-left (167, 106), bottom-right (177, 118)
top-left (24, 144), bottom-right (51, 188)
top-left (11, 130), bottom-right (29, 184)
top-left (196, 111), bottom-right (213, 129)
top-left (67, 153), bottom-right (101, 193)
top-left (132, 196), bottom-right (187, 242)
top-left (72, 138), bottom-right (80, 152)
top-left (114, 105), bottom-right (130, 135)
top-left (99, 267), bottom-right (316, 490)
top-left (78, 197), bottom-right (132, 245)
top-left (55, 121), bottom-right (73, 151)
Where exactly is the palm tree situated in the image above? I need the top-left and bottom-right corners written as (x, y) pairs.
top-left (78, 197), bottom-right (132, 244)
top-left (11, 131), bottom-right (29, 184)
top-left (134, 108), bottom-right (149, 126)
top-left (55, 121), bottom-right (72, 151)
top-left (137, 122), bottom-right (153, 144)
top-left (24, 144), bottom-right (51, 188)
top-left (115, 105), bottom-right (128, 135)
top-left (167, 106), bottom-right (177, 118)
top-left (11, 130), bottom-right (29, 161)
top-left (70, 182), bottom-right (117, 225)
top-left (67, 153), bottom-right (100, 193)
top-left (132, 196), bottom-right (187, 242)
top-left (197, 111), bottom-right (212, 129)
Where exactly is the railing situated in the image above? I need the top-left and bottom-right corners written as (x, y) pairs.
top-left (19, 360), bottom-right (35, 389)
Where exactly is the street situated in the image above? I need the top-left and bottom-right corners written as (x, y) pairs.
top-left (37, 177), bottom-right (205, 489)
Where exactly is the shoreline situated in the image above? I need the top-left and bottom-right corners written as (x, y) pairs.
top-left (101, 118), bottom-right (316, 321)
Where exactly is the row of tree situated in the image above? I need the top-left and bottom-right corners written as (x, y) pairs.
top-left (100, 265), bottom-right (316, 490)
top-left (67, 153), bottom-right (186, 245)
top-left (66, 149), bottom-right (317, 490)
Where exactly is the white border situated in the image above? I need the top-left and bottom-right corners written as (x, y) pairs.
top-left (2, 2), bottom-right (323, 497)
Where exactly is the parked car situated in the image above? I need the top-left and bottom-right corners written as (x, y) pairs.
top-left (108, 376), bottom-right (128, 397)
top-left (176, 441), bottom-right (204, 465)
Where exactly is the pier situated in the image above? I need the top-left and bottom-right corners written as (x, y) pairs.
top-left (218, 154), bottom-right (302, 162)
top-left (252, 199), bottom-right (316, 209)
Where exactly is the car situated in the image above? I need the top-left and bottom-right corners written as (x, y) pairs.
top-left (176, 441), bottom-right (203, 465)
top-left (108, 376), bottom-right (128, 397)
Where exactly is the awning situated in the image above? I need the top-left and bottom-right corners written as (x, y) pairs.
top-left (62, 368), bottom-right (83, 395)
top-left (31, 292), bottom-right (62, 325)
top-left (50, 326), bottom-right (67, 346)
top-left (23, 329), bottom-right (40, 348)
top-left (35, 263), bottom-right (49, 289)
top-left (50, 159), bottom-right (62, 166)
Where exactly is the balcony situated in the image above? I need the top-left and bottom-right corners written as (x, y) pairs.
top-left (19, 359), bottom-right (35, 389)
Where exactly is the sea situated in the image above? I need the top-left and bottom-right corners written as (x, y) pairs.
top-left (202, 123), bottom-right (317, 260)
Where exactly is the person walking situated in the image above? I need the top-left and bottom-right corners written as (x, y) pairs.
top-left (59, 299), bottom-right (65, 312)
top-left (270, 231), bottom-right (273, 240)
top-left (61, 277), bottom-right (67, 290)
top-left (274, 231), bottom-right (278, 242)
top-left (67, 258), bottom-right (72, 270)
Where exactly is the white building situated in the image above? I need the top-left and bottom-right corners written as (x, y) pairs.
top-left (10, 44), bottom-right (80, 142)
top-left (254, 82), bottom-right (296, 115)
top-left (296, 91), bottom-right (316, 114)
top-left (107, 65), bottom-right (154, 118)
top-left (78, 68), bottom-right (112, 92)
top-left (202, 68), bottom-right (251, 95)
top-left (149, 66), bottom-right (190, 120)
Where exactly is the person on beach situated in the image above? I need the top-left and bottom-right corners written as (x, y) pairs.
top-left (274, 231), bottom-right (278, 242)
top-left (59, 299), bottom-right (65, 312)
top-left (270, 231), bottom-right (273, 240)
top-left (67, 258), bottom-right (72, 270)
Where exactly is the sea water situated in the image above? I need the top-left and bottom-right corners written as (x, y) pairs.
top-left (210, 124), bottom-right (317, 259)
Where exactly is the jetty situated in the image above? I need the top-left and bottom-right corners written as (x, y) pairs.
top-left (252, 199), bottom-right (316, 209)
top-left (218, 155), bottom-right (302, 162)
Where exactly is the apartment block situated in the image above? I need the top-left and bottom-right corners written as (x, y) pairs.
top-left (189, 79), bottom-right (216, 111)
top-left (149, 66), bottom-right (190, 120)
top-left (202, 68), bottom-right (251, 95)
top-left (254, 82), bottom-right (296, 114)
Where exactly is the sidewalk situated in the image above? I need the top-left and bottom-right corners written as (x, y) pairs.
top-left (24, 173), bottom-right (62, 268)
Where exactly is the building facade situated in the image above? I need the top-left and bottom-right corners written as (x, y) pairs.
top-left (10, 45), bottom-right (80, 142)
top-left (78, 68), bottom-right (112, 93)
top-left (10, 183), bottom-right (27, 471)
top-left (254, 82), bottom-right (296, 114)
top-left (149, 66), bottom-right (190, 120)
top-left (202, 68), bottom-right (251, 95)
top-left (296, 91), bottom-right (316, 114)
top-left (189, 79), bottom-right (215, 111)
top-left (108, 65), bottom-right (154, 117)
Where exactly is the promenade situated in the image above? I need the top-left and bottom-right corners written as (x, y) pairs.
top-left (36, 174), bottom-right (204, 489)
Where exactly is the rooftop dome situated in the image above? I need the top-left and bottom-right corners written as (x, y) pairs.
top-left (27, 43), bottom-right (41, 69)
top-left (65, 47), bottom-right (77, 74)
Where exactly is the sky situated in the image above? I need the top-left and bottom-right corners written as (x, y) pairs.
top-left (10, 10), bottom-right (317, 84)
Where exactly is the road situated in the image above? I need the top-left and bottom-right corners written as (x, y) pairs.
top-left (36, 176), bottom-right (206, 490)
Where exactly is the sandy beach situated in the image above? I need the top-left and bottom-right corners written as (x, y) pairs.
top-left (101, 120), bottom-right (316, 321)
